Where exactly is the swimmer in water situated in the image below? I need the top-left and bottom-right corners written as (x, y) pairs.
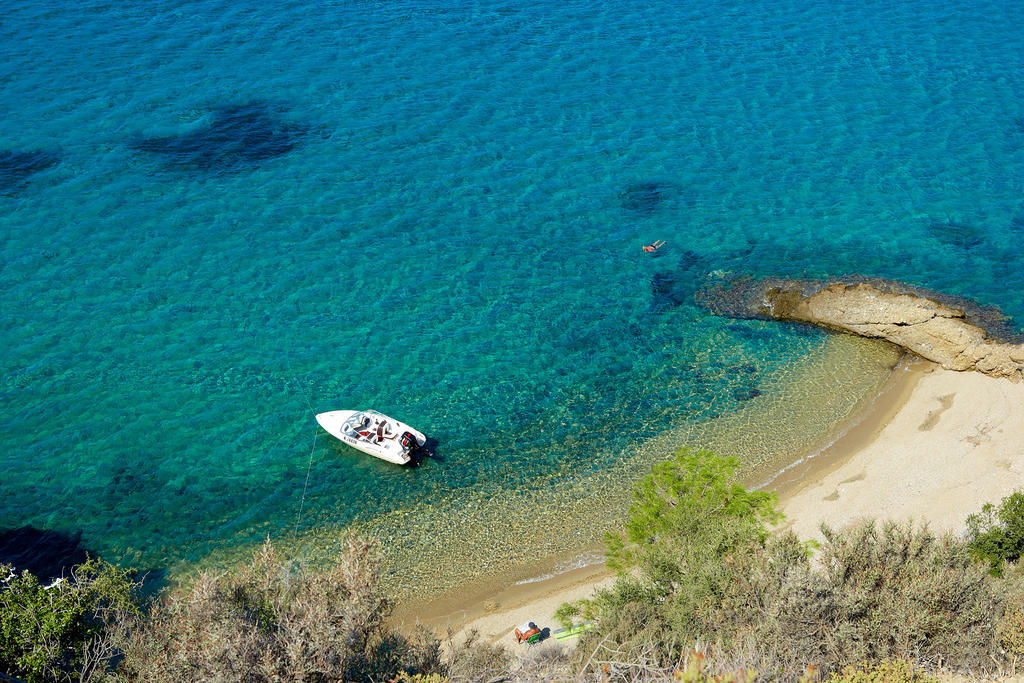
top-left (642, 240), bottom-right (666, 252)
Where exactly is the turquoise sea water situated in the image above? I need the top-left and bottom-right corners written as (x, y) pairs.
top-left (3, 0), bottom-right (1024, 582)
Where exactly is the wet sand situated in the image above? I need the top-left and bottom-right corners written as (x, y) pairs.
top-left (398, 360), bottom-right (1024, 645)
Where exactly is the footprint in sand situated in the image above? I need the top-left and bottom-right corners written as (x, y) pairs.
top-left (822, 472), bottom-right (865, 502)
top-left (918, 393), bottom-right (955, 431)
top-left (965, 423), bottom-right (994, 446)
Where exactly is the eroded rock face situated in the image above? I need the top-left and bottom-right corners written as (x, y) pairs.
top-left (699, 278), bottom-right (1024, 382)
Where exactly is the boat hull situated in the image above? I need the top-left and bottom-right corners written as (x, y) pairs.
top-left (315, 410), bottom-right (425, 465)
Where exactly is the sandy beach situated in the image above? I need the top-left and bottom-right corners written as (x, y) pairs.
top-left (402, 358), bottom-right (1024, 646)
top-left (778, 362), bottom-right (1024, 541)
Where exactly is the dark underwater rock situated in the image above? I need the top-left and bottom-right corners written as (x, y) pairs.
top-left (676, 249), bottom-right (710, 271)
top-left (619, 180), bottom-right (679, 216)
top-left (726, 323), bottom-right (774, 342)
top-left (733, 387), bottom-right (762, 401)
top-left (927, 219), bottom-right (987, 252)
top-left (649, 250), bottom-right (717, 310)
top-left (133, 102), bottom-right (306, 171)
top-left (0, 526), bottom-right (92, 581)
top-left (0, 150), bottom-right (59, 193)
top-left (1008, 214), bottom-right (1024, 236)
top-left (651, 271), bottom-right (692, 307)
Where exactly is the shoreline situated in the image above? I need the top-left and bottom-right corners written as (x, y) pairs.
top-left (756, 353), bottom-right (930, 499)
top-left (394, 350), bottom-right (926, 640)
top-left (399, 357), bottom-right (1024, 645)
top-left (392, 549), bottom-right (614, 640)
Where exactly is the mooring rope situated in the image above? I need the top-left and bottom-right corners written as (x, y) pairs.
top-left (293, 383), bottom-right (319, 536)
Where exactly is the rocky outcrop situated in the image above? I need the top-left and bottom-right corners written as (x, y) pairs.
top-left (698, 278), bottom-right (1024, 382)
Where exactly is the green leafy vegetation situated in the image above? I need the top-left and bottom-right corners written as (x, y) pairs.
top-left (606, 448), bottom-right (782, 573)
top-left (0, 558), bottom-right (140, 682)
top-left (557, 449), bottom-right (785, 664)
top-left (966, 490), bottom-right (1024, 576)
top-left (557, 450), bottom-right (782, 639)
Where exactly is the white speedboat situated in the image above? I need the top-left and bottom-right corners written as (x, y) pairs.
top-left (315, 409), bottom-right (426, 465)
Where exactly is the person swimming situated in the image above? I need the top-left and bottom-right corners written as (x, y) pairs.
top-left (642, 240), bottom-right (666, 252)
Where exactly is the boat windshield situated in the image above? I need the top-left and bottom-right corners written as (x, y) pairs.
top-left (341, 411), bottom-right (392, 441)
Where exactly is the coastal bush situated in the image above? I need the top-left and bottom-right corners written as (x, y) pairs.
top-left (511, 641), bottom-right (570, 680)
top-left (997, 590), bottom-right (1024, 660)
top-left (115, 536), bottom-right (443, 682)
top-left (0, 557), bottom-right (141, 682)
top-left (390, 674), bottom-right (448, 683)
top-left (725, 520), bottom-right (1010, 675)
top-left (670, 651), bottom-right (756, 682)
top-left (966, 490), bottom-right (1024, 576)
top-left (443, 628), bottom-right (511, 682)
top-left (572, 520), bottom-right (1009, 679)
top-left (820, 520), bottom-right (1000, 668)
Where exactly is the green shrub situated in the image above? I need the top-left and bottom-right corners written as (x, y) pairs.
top-left (966, 490), bottom-right (1024, 576)
top-left (606, 448), bottom-right (780, 575)
top-left (822, 659), bottom-right (938, 682)
top-left (566, 449), bottom-right (781, 671)
top-left (0, 558), bottom-right (140, 682)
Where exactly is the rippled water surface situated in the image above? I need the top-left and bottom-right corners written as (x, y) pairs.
top-left (2, 0), bottom-right (1023, 587)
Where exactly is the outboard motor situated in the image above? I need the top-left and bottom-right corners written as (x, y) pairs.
top-left (400, 432), bottom-right (417, 451)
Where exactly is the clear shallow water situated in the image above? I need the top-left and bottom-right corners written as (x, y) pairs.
top-left (2, 0), bottom-right (1023, 583)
